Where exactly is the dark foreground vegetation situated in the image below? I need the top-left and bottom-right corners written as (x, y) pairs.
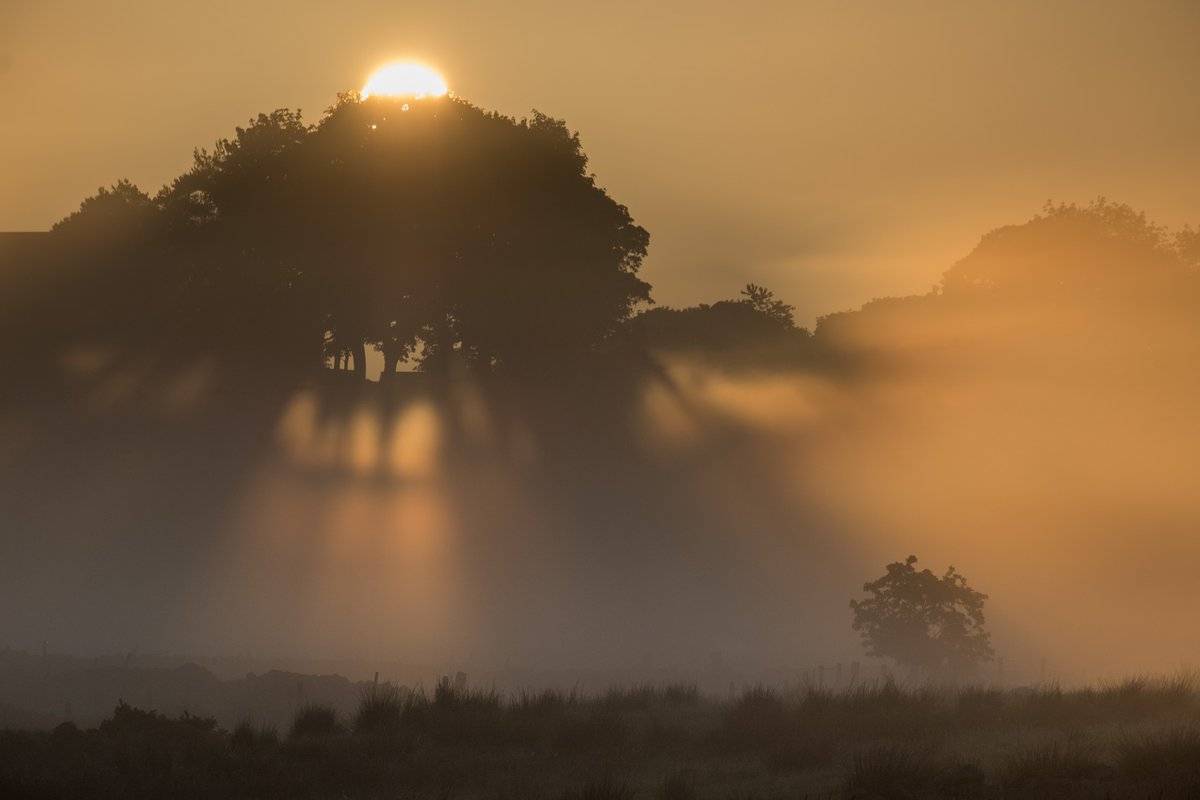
top-left (5, 677), bottom-right (1200, 799)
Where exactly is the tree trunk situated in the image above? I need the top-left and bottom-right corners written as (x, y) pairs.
top-left (380, 349), bottom-right (399, 383)
top-left (351, 340), bottom-right (367, 381)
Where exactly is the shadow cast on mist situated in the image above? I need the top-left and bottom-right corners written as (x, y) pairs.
top-left (0, 344), bottom-right (859, 667)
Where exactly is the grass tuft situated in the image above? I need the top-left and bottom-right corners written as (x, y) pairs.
top-left (560, 776), bottom-right (636, 800)
top-left (1118, 726), bottom-right (1200, 781)
top-left (657, 771), bottom-right (697, 800)
top-left (1000, 740), bottom-right (1108, 789)
top-left (842, 743), bottom-right (941, 798)
top-left (289, 704), bottom-right (340, 739)
top-left (230, 720), bottom-right (279, 753)
top-left (353, 683), bottom-right (405, 735)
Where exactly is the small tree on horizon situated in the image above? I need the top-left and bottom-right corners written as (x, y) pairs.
top-left (850, 555), bottom-right (993, 678)
top-left (739, 283), bottom-right (795, 328)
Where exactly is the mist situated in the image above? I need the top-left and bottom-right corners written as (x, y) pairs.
top-left (2, 196), bottom-right (1196, 691)
top-left (6, 6), bottom-right (1200, 796)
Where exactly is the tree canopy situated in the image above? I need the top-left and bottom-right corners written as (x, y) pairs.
top-left (632, 283), bottom-right (812, 366)
top-left (37, 94), bottom-right (653, 379)
top-left (850, 555), bottom-right (993, 678)
top-left (940, 199), bottom-right (1197, 302)
top-left (814, 199), bottom-right (1200, 357)
top-left (16, 96), bottom-right (1200, 389)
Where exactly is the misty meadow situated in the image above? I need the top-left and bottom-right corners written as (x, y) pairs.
top-left (3, 2), bottom-right (1200, 797)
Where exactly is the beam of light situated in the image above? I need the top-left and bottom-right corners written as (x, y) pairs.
top-left (387, 402), bottom-right (441, 479)
top-left (361, 61), bottom-right (449, 100)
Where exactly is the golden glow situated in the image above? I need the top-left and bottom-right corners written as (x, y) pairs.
top-left (361, 61), bottom-right (449, 100)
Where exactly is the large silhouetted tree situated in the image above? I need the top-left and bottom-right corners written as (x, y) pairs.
top-left (158, 108), bottom-right (318, 369)
top-left (152, 94), bottom-right (651, 378)
top-left (31, 180), bottom-right (170, 359)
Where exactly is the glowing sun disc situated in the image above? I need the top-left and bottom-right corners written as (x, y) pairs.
top-left (361, 62), bottom-right (449, 100)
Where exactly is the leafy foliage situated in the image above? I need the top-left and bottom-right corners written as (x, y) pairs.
top-left (36, 95), bottom-right (652, 378)
top-left (850, 555), bottom-right (993, 676)
top-left (940, 198), bottom-right (1195, 299)
top-left (739, 283), bottom-right (795, 328)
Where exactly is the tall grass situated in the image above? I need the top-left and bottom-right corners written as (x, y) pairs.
top-left (289, 703), bottom-right (340, 739)
top-left (560, 777), bottom-right (636, 800)
top-left (1118, 726), bottom-right (1200, 783)
top-left (230, 719), bottom-right (280, 753)
top-left (1000, 740), bottom-right (1108, 789)
top-left (843, 743), bottom-right (941, 798)
top-left (9, 674), bottom-right (1200, 799)
top-left (353, 683), bottom-right (405, 734)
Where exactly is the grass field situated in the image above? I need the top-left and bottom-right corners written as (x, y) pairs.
top-left (4, 676), bottom-right (1200, 798)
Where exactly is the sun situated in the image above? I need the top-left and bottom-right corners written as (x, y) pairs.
top-left (361, 62), bottom-right (449, 100)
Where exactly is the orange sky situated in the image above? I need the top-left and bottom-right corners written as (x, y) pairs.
top-left (2, 0), bottom-right (1198, 322)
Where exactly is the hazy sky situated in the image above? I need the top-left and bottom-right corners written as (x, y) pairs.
top-left (2, 0), bottom-right (1198, 321)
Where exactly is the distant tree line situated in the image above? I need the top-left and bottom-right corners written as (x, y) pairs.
top-left (816, 199), bottom-right (1200, 354)
top-left (3, 85), bottom-right (1198, 386)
